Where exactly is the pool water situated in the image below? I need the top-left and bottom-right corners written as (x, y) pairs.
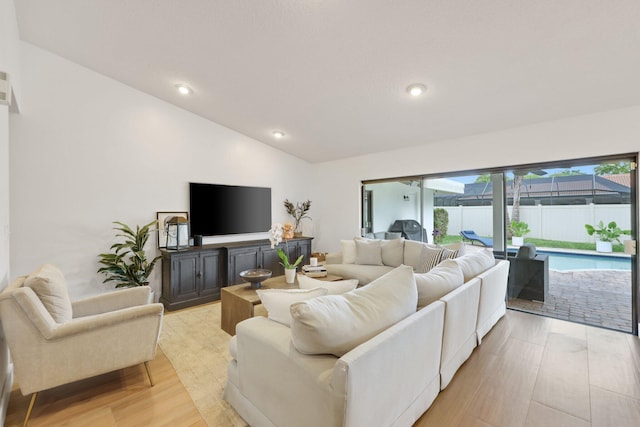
top-left (538, 251), bottom-right (632, 271)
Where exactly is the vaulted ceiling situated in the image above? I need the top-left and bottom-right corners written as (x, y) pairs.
top-left (14, 1), bottom-right (640, 163)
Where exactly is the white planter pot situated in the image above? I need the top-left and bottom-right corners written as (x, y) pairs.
top-left (596, 241), bottom-right (613, 253)
top-left (512, 236), bottom-right (524, 247)
top-left (285, 268), bottom-right (296, 284)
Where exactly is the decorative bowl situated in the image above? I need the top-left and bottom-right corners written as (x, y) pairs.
top-left (239, 269), bottom-right (273, 289)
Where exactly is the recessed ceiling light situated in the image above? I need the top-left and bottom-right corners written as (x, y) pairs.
top-left (272, 130), bottom-right (285, 139)
top-left (175, 84), bottom-right (192, 95)
top-left (406, 83), bottom-right (427, 97)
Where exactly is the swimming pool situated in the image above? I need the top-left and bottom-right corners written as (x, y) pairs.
top-left (537, 251), bottom-right (632, 271)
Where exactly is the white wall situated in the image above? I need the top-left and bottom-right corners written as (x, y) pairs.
top-left (313, 106), bottom-right (640, 252)
top-left (10, 42), bottom-right (314, 299)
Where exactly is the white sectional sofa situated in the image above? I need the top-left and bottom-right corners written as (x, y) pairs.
top-left (224, 238), bottom-right (509, 427)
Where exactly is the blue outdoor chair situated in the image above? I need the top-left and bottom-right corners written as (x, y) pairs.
top-left (460, 230), bottom-right (494, 247)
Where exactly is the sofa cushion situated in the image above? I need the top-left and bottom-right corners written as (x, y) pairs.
top-left (354, 239), bottom-right (383, 265)
top-left (290, 265), bottom-right (418, 357)
top-left (325, 263), bottom-right (394, 286)
top-left (380, 237), bottom-right (405, 267)
top-left (256, 288), bottom-right (328, 327)
top-left (414, 260), bottom-right (465, 309)
top-left (403, 240), bottom-right (426, 270)
top-left (24, 263), bottom-right (73, 323)
top-left (453, 249), bottom-right (495, 282)
top-left (298, 275), bottom-right (359, 295)
top-left (340, 240), bottom-right (357, 264)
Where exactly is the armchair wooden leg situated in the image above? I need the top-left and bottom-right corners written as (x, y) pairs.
top-left (144, 361), bottom-right (154, 386)
top-left (23, 392), bottom-right (38, 427)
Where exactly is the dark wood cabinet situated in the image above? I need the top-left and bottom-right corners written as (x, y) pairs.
top-left (161, 248), bottom-right (223, 310)
top-left (161, 237), bottom-right (312, 310)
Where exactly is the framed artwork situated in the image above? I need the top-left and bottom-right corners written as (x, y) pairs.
top-left (157, 211), bottom-right (189, 248)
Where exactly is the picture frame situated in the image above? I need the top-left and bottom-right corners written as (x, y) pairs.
top-left (157, 211), bottom-right (189, 248)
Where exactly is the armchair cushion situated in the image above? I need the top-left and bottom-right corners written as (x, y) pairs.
top-left (24, 264), bottom-right (72, 323)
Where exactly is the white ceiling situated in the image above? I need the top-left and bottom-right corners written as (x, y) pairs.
top-left (14, 0), bottom-right (640, 163)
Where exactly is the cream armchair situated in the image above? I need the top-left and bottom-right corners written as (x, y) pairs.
top-left (0, 264), bottom-right (164, 426)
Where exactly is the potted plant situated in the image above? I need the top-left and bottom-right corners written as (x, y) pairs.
top-left (508, 221), bottom-right (531, 247)
top-left (98, 220), bottom-right (161, 288)
top-left (284, 199), bottom-right (311, 237)
top-left (268, 223), bottom-right (304, 284)
top-left (585, 220), bottom-right (630, 253)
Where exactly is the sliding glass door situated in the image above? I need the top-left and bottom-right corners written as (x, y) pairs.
top-left (361, 154), bottom-right (638, 334)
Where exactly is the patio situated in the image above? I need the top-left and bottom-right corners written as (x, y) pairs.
top-left (508, 268), bottom-right (632, 332)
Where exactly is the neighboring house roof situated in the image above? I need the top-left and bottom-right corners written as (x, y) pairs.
top-left (601, 173), bottom-right (632, 188)
top-left (435, 174), bottom-right (631, 206)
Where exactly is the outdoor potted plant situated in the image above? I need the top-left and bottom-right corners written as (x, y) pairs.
top-left (508, 220), bottom-right (531, 247)
top-left (585, 220), bottom-right (630, 253)
top-left (268, 223), bottom-right (304, 283)
top-left (97, 220), bottom-right (161, 290)
top-left (284, 199), bottom-right (312, 237)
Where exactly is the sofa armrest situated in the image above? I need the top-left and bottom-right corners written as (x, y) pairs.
top-left (234, 317), bottom-right (343, 427)
top-left (72, 286), bottom-right (153, 317)
top-left (476, 260), bottom-right (510, 343)
top-left (325, 252), bottom-right (343, 264)
top-left (334, 301), bottom-right (445, 427)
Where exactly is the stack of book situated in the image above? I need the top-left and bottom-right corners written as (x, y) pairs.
top-left (302, 264), bottom-right (327, 278)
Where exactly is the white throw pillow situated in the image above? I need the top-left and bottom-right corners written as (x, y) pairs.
top-left (256, 288), bottom-right (328, 327)
top-left (298, 275), bottom-right (359, 295)
top-left (415, 260), bottom-right (465, 309)
top-left (416, 245), bottom-right (444, 273)
top-left (380, 237), bottom-right (405, 267)
top-left (24, 263), bottom-right (73, 323)
top-left (290, 265), bottom-right (418, 357)
top-left (354, 238), bottom-right (383, 265)
top-left (403, 240), bottom-right (426, 270)
top-left (340, 240), bottom-right (357, 264)
top-left (452, 249), bottom-right (495, 282)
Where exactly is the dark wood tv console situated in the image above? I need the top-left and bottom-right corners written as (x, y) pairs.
top-left (160, 236), bottom-right (312, 310)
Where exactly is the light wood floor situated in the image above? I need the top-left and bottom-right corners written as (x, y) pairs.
top-left (4, 349), bottom-right (206, 427)
top-left (4, 306), bottom-right (640, 426)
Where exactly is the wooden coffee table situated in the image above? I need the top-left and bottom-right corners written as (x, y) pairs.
top-left (221, 273), bottom-right (342, 335)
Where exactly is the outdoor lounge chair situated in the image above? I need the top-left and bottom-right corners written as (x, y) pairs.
top-left (460, 230), bottom-right (494, 247)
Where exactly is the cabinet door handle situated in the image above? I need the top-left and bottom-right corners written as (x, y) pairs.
top-left (197, 272), bottom-right (203, 278)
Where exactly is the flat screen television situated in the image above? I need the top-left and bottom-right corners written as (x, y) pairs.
top-left (189, 183), bottom-right (272, 236)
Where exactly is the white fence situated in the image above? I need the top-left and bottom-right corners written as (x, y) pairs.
top-left (444, 204), bottom-right (632, 243)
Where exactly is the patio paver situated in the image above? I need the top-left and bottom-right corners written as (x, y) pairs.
top-left (508, 269), bottom-right (632, 333)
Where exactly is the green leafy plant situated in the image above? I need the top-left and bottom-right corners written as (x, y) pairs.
top-left (585, 220), bottom-right (630, 244)
top-left (268, 223), bottom-right (304, 269)
top-left (508, 221), bottom-right (531, 237)
top-left (433, 208), bottom-right (449, 243)
top-left (98, 220), bottom-right (161, 288)
top-left (283, 199), bottom-right (312, 233)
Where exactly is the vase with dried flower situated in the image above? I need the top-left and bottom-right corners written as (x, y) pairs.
top-left (284, 199), bottom-right (312, 237)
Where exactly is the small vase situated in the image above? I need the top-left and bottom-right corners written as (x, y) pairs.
top-left (285, 268), bottom-right (296, 284)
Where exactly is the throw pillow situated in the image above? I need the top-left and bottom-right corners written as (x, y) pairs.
top-left (290, 265), bottom-right (417, 357)
top-left (24, 263), bottom-right (73, 323)
top-left (416, 245), bottom-right (444, 273)
top-left (298, 275), bottom-right (359, 295)
top-left (256, 287), bottom-right (328, 327)
top-left (354, 238), bottom-right (383, 265)
top-left (340, 240), bottom-right (357, 264)
top-left (442, 241), bottom-right (466, 257)
top-left (414, 260), bottom-right (465, 309)
top-left (452, 249), bottom-right (495, 282)
top-left (380, 237), bottom-right (405, 267)
top-left (403, 240), bottom-right (426, 270)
